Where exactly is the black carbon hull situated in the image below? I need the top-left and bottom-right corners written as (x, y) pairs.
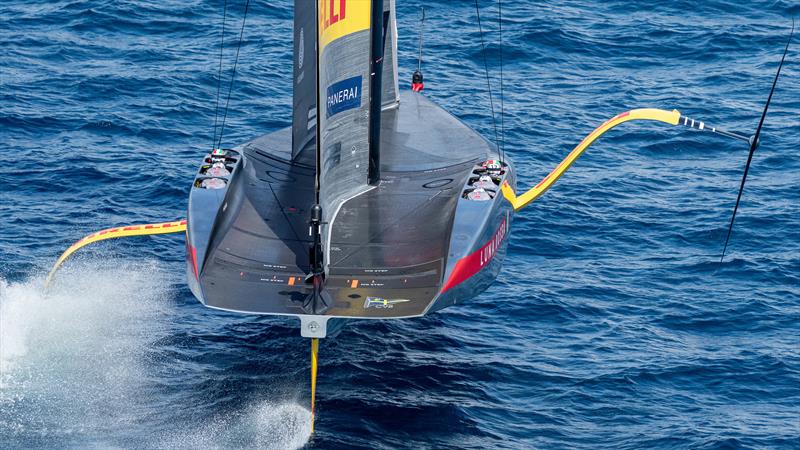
top-left (186, 92), bottom-right (514, 336)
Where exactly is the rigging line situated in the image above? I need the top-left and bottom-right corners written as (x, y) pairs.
top-left (719, 19), bottom-right (793, 263)
top-left (211, 0), bottom-right (228, 150)
top-left (216, 0), bottom-right (251, 150)
top-left (474, 0), bottom-right (500, 152)
top-left (497, 0), bottom-right (505, 164)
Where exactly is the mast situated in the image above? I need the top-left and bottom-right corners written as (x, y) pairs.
top-left (314, 0), bottom-right (321, 204)
top-left (367, 0), bottom-right (385, 185)
top-left (309, 0), bottom-right (396, 273)
top-left (310, 0), bottom-right (323, 307)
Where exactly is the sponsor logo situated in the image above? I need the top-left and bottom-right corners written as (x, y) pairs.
top-left (363, 297), bottom-right (410, 309)
top-left (318, 0), bottom-right (369, 51)
top-left (479, 216), bottom-right (508, 267)
top-left (326, 75), bottom-right (362, 118)
top-left (298, 28), bottom-right (304, 69)
top-left (320, 0), bottom-right (347, 29)
top-left (441, 213), bottom-right (510, 293)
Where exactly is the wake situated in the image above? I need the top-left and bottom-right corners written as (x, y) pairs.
top-left (0, 259), bottom-right (312, 449)
top-left (162, 401), bottom-right (312, 449)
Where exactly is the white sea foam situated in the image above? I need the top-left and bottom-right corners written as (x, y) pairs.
top-left (0, 259), bottom-right (312, 449)
top-left (161, 401), bottom-right (313, 450)
top-left (0, 259), bottom-right (170, 438)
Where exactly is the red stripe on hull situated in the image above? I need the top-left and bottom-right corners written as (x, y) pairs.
top-left (188, 244), bottom-right (199, 280)
top-left (440, 217), bottom-right (508, 293)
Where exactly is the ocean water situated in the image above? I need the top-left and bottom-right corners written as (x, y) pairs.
top-left (1, 0), bottom-right (798, 448)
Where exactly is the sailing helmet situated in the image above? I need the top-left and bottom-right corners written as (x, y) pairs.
top-left (467, 188), bottom-right (492, 201)
top-left (482, 159), bottom-right (502, 174)
top-left (472, 175), bottom-right (496, 189)
top-left (206, 162), bottom-right (230, 177)
top-left (200, 178), bottom-right (227, 189)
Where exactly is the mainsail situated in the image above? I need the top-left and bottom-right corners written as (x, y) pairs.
top-left (312, 0), bottom-right (395, 271)
top-left (292, 0), bottom-right (398, 162)
top-left (291, 0), bottom-right (318, 162)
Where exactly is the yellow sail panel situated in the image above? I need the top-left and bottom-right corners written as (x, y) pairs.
top-left (318, 0), bottom-right (370, 51)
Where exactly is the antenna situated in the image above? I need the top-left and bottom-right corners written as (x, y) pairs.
top-left (412, 7), bottom-right (425, 92)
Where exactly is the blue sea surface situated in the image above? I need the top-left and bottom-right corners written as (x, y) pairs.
top-left (1, 1), bottom-right (798, 448)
